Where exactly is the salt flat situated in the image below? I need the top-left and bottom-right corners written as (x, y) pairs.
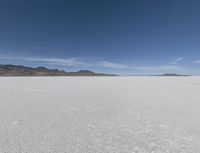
top-left (0, 77), bottom-right (200, 153)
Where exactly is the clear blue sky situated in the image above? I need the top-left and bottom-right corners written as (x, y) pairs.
top-left (0, 0), bottom-right (200, 75)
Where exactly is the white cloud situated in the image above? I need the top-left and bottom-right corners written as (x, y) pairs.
top-left (176, 57), bottom-right (183, 61)
top-left (195, 60), bottom-right (200, 64)
top-left (0, 56), bottom-right (85, 66)
top-left (170, 57), bottom-right (183, 64)
top-left (0, 55), bottom-right (130, 69)
top-left (26, 57), bottom-right (84, 66)
top-left (0, 56), bottom-right (21, 60)
top-left (99, 61), bottom-right (129, 69)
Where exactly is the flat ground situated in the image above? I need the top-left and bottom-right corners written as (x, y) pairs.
top-left (0, 77), bottom-right (200, 153)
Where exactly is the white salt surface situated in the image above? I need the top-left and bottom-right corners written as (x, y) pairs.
top-left (0, 77), bottom-right (200, 153)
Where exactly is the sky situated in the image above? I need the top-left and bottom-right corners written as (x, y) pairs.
top-left (0, 0), bottom-right (200, 75)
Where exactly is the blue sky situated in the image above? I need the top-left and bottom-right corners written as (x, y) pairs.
top-left (0, 0), bottom-right (200, 75)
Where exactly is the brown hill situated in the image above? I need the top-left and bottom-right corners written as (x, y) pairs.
top-left (0, 64), bottom-right (118, 76)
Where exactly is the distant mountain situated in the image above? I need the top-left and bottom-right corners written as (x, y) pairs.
top-left (158, 73), bottom-right (190, 76)
top-left (0, 64), bottom-right (118, 76)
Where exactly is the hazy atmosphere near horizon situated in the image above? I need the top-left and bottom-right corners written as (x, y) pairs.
top-left (1, 0), bottom-right (200, 75)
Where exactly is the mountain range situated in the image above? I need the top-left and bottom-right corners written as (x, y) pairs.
top-left (0, 64), bottom-right (118, 76)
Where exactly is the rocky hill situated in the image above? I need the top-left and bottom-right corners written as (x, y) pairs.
top-left (159, 73), bottom-right (190, 76)
top-left (0, 64), bottom-right (118, 76)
